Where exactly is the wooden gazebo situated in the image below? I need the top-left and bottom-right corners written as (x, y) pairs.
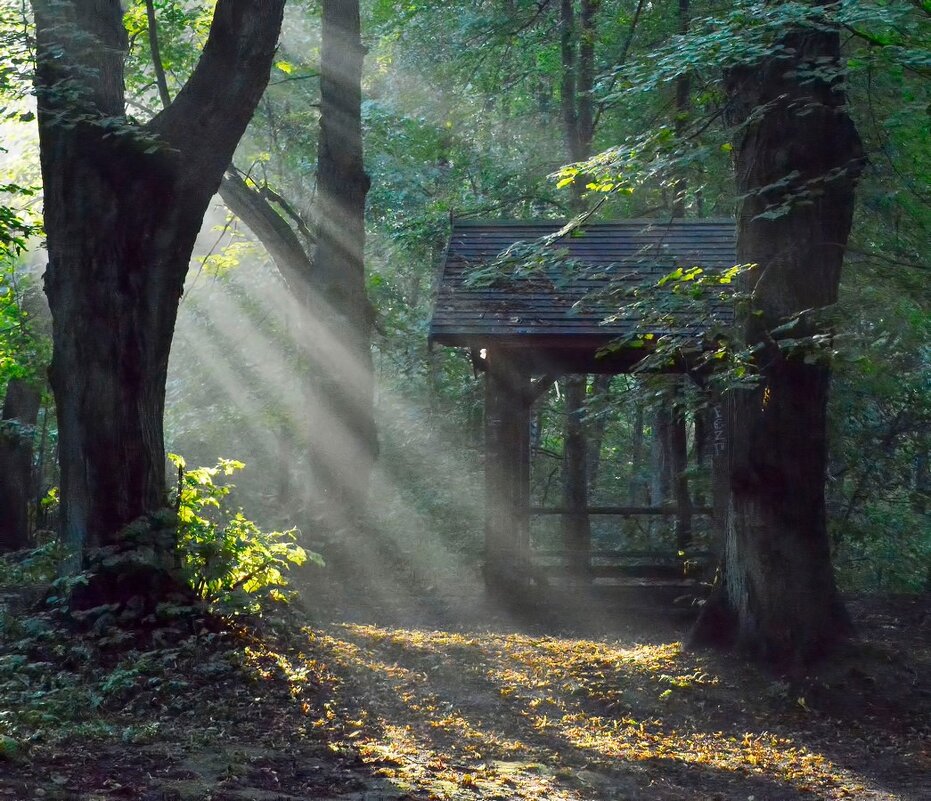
top-left (429, 219), bottom-right (736, 590)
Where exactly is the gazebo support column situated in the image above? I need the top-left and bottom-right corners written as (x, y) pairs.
top-left (672, 382), bottom-right (693, 552)
top-left (562, 376), bottom-right (591, 581)
top-left (483, 349), bottom-right (531, 592)
top-left (710, 396), bottom-right (729, 543)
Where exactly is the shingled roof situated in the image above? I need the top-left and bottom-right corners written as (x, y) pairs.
top-left (429, 219), bottom-right (736, 349)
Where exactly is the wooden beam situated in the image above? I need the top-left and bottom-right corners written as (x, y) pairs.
top-left (532, 548), bottom-right (714, 559)
top-left (538, 564), bottom-right (698, 579)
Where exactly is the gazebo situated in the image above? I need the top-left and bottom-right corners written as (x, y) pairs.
top-left (429, 219), bottom-right (735, 590)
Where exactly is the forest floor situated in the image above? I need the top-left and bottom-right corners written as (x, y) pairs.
top-left (0, 566), bottom-right (928, 801)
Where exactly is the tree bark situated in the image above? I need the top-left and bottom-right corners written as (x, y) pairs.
top-left (690, 7), bottom-right (864, 666)
top-left (0, 379), bottom-right (41, 551)
top-left (33, 0), bottom-right (285, 563)
top-left (558, 1), bottom-right (599, 571)
top-left (310, 0), bottom-right (376, 530)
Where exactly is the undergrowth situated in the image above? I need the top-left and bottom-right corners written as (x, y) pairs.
top-left (0, 455), bottom-right (324, 759)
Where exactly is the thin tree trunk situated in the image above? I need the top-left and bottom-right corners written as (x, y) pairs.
top-left (560, 0), bottom-right (580, 165)
top-left (693, 402), bottom-right (709, 507)
top-left (558, 0), bottom-right (599, 574)
top-left (629, 398), bottom-right (645, 504)
top-left (650, 386), bottom-right (674, 508)
top-left (0, 380), bottom-right (41, 551)
top-left (670, 382), bottom-right (692, 550)
top-left (310, 0), bottom-right (376, 531)
top-left (672, 0), bottom-right (690, 216)
top-left (661, 0), bottom-right (692, 541)
top-left (33, 400), bottom-right (50, 530)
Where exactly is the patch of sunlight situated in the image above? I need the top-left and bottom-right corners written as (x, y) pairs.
top-left (176, 268), bottom-right (488, 593)
top-left (306, 630), bottom-right (588, 800)
top-left (303, 624), bottom-right (880, 800)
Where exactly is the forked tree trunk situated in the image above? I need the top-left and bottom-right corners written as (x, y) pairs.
top-left (310, 0), bottom-right (376, 530)
top-left (33, 1), bottom-right (285, 572)
top-left (691, 9), bottom-right (864, 666)
top-left (0, 379), bottom-right (41, 551)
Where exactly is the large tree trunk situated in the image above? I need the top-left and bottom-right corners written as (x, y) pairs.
top-left (691, 8), bottom-right (864, 666)
top-left (33, 1), bottom-right (285, 573)
top-left (310, 0), bottom-right (376, 530)
top-left (0, 379), bottom-right (41, 551)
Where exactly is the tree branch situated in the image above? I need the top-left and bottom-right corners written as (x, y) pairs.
top-left (218, 171), bottom-right (314, 295)
top-left (144, 0), bottom-right (172, 109)
top-left (140, 1), bottom-right (313, 291)
top-left (147, 0), bottom-right (287, 190)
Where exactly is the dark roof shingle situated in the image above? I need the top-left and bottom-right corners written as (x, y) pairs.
top-left (429, 219), bottom-right (737, 347)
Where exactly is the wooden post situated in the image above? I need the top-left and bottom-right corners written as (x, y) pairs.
top-left (483, 349), bottom-right (531, 592)
top-left (709, 395), bottom-right (729, 546)
top-left (671, 379), bottom-right (693, 551)
top-left (562, 376), bottom-right (591, 581)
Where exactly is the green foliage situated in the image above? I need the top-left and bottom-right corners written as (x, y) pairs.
top-left (0, 601), bottom-right (248, 749)
top-left (169, 454), bottom-right (320, 613)
top-left (0, 541), bottom-right (62, 586)
top-left (0, 187), bottom-right (35, 260)
top-left (0, 261), bottom-right (49, 393)
top-left (834, 504), bottom-right (931, 593)
top-left (147, 0), bottom-right (928, 600)
top-left (123, 0), bottom-right (214, 106)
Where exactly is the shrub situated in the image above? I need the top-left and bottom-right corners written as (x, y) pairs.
top-left (169, 454), bottom-right (320, 613)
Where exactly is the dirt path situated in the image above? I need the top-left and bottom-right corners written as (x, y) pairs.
top-left (300, 591), bottom-right (929, 801)
top-left (1, 585), bottom-right (928, 801)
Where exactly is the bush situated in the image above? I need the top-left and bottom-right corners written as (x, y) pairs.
top-left (0, 540), bottom-right (63, 587)
top-left (169, 454), bottom-right (320, 613)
